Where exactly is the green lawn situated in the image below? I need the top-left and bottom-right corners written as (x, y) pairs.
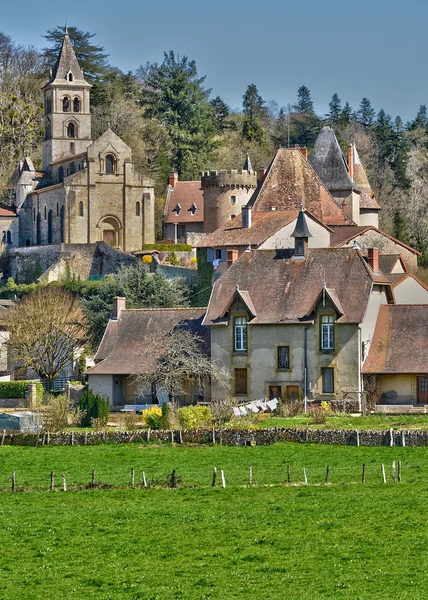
top-left (254, 413), bottom-right (428, 430)
top-left (1, 443), bottom-right (427, 599)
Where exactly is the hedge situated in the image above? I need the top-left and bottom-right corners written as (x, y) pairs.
top-left (0, 381), bottom-right (43, 400)
top-left (141, 243), bottom-right (193, 252)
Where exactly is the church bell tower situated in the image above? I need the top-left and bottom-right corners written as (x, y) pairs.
top-left (42, 29), bottom-right (92, 170)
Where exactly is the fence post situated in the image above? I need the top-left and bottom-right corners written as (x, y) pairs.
top-left (212, 426), bottom-right (216, 444)
top-left (398, 460), bottom-right (402, 482)
top-left (11, 471), bottom-right (15, 492)
top-left (221, 470), bottom-right (226, 488)
top-left (401, 430), bottom-right (406, 447)
top-left (131, 468), bottom-right (135, 489)
top-left (212, 467), bottom-right (217, 487)
top-left (303, 468), bottom-right (308, 486)
top-left (27, 383), bottom-right (37, 408)
top-left (356, 430), bottom-right (360, 447)
top-left (381, 463), bottom-right (386, 484)
top-left (142, 472), bottom-right (147, 488)
top-left (390, 428), bottom-right (394, 447)
top-left (249, 464), bottom-right (253, 486)
top-left (362, 463), bottom-right (366, 484)
top-left (325, 465), bottom-right (330, 484)
top-left (62, 473), bottom-right (67, 492)
top-left (1, 429), bottom-right (5, 446)
top-left (392, 461), bottom-right (396, 482)
top-left (287, 464), bottom-right (291, 484)
top-left (50, 470), bottom-right (55, 492)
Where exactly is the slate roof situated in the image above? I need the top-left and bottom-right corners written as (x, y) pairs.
top-left (329, 225), bottom-right (421, 256)
top-left (309, 127), bottom-right (357, 192)
top-left (164, 181), bottom-right (204, 224)
top-left (353, 146), bottom-right (381, 210)
top-left (246, 148), bottom-right (353, 226)
top-left (204, 248), bottom-right (381, 326)
top-left (88, 308), bottom-right (208, 375)
top-left (363, 305), bottom-right (428, 373)
top-left (44, 30), bottom-right (91, 88)
top-left (291, 206), bottom-right (312, 238)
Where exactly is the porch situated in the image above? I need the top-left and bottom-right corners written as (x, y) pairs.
top-left (373, 374), bottom-right (428, 414)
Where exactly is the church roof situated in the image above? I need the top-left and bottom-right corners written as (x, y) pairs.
top-left (44, 29), bottom-right (91, 88)
top-left (309, 127), bottom-right (357, 192)
top-left (246, 148), bottom-right (353, 226)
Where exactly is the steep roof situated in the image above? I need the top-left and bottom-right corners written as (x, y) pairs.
top-left (164, 181), bottom-right (204, 224)
top-left (0, 206), bottom-right (17, 217)
top-left (309, 126), bottom-right (357, 191)
top-left (246, 148), bottom-right (353, 226)
top-left (363, 305), bottom-right (428, 373)
top-left (353, 146), bottom-right (381, 210)
top-left (44, 30), bottom-right (91, 88)
top-left (204, 248), bottom-right (380, 326)
top-left (329, 225), bottom-right (421, 256)
top-left (88, 308), bottom-right (208, 375)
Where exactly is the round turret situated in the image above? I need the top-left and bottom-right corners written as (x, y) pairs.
top-left (201, 157), bottom-right (257, 233)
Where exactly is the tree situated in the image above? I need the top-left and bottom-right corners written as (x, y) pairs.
top-left (139, 51), bottom-right (217, 179)
top-left (295, 85), bottom-right (314, 114)
top-left (242, 83), bottom-right (267, 144)
top-left (356, 98), bottom-right (375, 128)
top-left (327, 93), bottom-right (342, 124)
top-left (407, 105), bottom-right (428, 131)
top-left (7, 287), bottom-right (86, 389)
top-left (210, 96), bottom-right (230, 131)
top-left (137, 326), bottom-right (228, 403)
top-left (340, 101), bottom-right (353, 125)
top-left (373, 109), bottom-right (410, 188)
top-left (42, 26), bottom-right (109, 82)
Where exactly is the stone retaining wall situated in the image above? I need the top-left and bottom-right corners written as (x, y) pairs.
top-left (1, 427), bottom-right (427, 447)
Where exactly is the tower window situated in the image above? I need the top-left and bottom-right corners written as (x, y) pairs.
top-left (136, 201), bottom-right (141, 216)
top-left (57, 166), bottom-right (64, 183)
top-left (67, 123), bottom-right (75, 138)
top-left (33, 208), bottom-right (36, 222)
top-left (68, 72), bottom-right (73, 82)
top-left (73, 97), bottom-right (80, 112)
top-left (105, 154), bottom-right (115, 174)
top-left (62, 97), bottom-right (70, 112)
top-left (46, 97), bottom-right (52, 114)
top-left (6, 231), bottom-right (12, 244)
top-left (68, 162), bottom-right (75, 175)
top-left (231, 195), bottom-right (237, 205)
top-left (79, 201), bottom-right (84, 217)
top-left (44, 206), bottom-right (47, 220)
top-left (56, 203), bottom-right (59, 217)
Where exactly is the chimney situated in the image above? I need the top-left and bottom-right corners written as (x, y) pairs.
top-left (258, 167), bottom-right (267, 183)
top-left (227, 249), bottom-right (239, 269)
top-left (367, 248), bottom-right (379, 273)
top-left (299, 147), bottom-right (308, 160)
top-left (112, 296), bottom-right (126, 320)
top-left (347, 145), bottom-right (354, 181)
top-left (169, 172), bottom-right (179, 188)
top-left (242, 206), bottom-right (252, 228)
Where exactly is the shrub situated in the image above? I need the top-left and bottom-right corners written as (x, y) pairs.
top-left (79, 388), bottom-right (109, 427)
top-left (39, 394), bottom-right (85, 431)
top-left (280, 399), bottom-right (304, 417)
top-left (165, 251), bottom-right (180, 266)
top-left (121, 411), bottom-right (139, 431)
top-left (141, 243), bottom-right (192, 252)
top-left (210, 398), bottom-right (233, 428)
top-left (0, 381), bottom-right (43, 401)
top-left (190, 257), bottom-right (197, 267)
top-left (177, 405), bottom-right (211, 429)
top-left (143, 405), bottom-right (162, 429)
top-left (142, 255), bottom-right (153, 263)
top-left (309, 401), bottom-right (331, 425)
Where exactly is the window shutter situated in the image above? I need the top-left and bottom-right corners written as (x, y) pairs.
top-left (221, 248), bottom-right (227, 262)
top-left (207, 248), bottom-right (213, 263)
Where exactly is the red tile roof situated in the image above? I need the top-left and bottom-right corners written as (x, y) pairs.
top-left (363, 305), bottom-right (428, 373)
top-left (329, 225), bottom-right (420, 255)
top-left (164, 181), bottom-right (204, 224)
top-left (247, 148), bottom-right (354, 226)
top-left (0, 206), bottom-right (17, 217)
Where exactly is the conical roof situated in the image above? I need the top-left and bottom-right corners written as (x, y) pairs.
top-left (353, 145), bottom-right (381, 210)
top-left (291, 205), bottom-right (313, 238)
top-left (44, 29), bottom-right (90, 88)
top-left (309, 126), bottom-right (356, 192)
top-left (243, 153), bottom-right (253, 171)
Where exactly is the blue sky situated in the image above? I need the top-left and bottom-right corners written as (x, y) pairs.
top-left (3, 0), bottom-right (427, 121)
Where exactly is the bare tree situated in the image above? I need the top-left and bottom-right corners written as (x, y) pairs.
top-left (7, 287), bottom-right (86, 389)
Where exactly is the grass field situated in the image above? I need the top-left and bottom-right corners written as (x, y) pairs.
top-left (1, 443), bottom-right (428, 599)
top-left (254, 414), bottom-right (428, 430)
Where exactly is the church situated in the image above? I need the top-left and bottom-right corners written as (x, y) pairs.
top-left (8, 29), bottom-right (155, 251)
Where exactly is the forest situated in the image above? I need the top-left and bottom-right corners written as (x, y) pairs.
top-left (1, 25), bottom-right (428, 261)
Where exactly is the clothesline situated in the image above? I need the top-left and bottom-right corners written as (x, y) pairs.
top-left (233, 398), bottom-right (279, 417)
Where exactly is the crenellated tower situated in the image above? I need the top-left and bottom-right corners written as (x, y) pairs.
top-left (41, 29), bottom-right (92, 170)
top-left (201, 154), bottom-right (257, 233)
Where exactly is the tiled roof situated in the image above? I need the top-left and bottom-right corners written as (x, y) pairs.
top-left (0, 206), bottom-right (17, 217)
top-left (329, 225), bottom-right (421, 255)
top-left (363, 305), bottom-right (428, 373)
top-left (164, 181), bottom-right (204, 224)
top-left (204, 248), bottom-right (379, 326)
top-left (246, 148), bottom-right (353, 226)
top-left (309, 127), bottom-right (357, 191)
top-left (88, 308), bottom-right (208, 375)
top-left (353, 146), bottom-right (381, 210)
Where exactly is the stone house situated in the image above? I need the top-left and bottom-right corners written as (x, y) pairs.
top-left (163, 173), bottom-right (204, 243)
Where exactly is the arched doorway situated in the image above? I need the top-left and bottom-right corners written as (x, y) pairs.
top-left (100, 216), bottom-right (121, 247)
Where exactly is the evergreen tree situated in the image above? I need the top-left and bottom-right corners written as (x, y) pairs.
top-left (340, 101), bottom-right (353, 124)
top-left (242, 83), bottom-right (267, 144)
top-left (373, 109), bottom-right (410, 189)
top-left (327, 93), bottom-right (342, 124)
top-left (408, 105), bottom-right (428, 130)
top-left (42, 26), bottom-right (110, 82)
top-left (210, 96), bottom-right (230, 131)
top-left (356, 97), bottom-right (375, 128)
top-left (295, 85), bottom-right (314, 114)
top-left (272, 107), bottom-right (289, 147)
top-left (141, 51), bottom-right (217, 179)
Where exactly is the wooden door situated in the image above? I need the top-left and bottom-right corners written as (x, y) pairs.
top-left (417, 376), bottom-right (428, 404)
top-left (103, 229), bottom-right (115, 246)
top-left (286, 386), bottom-right (300, 402)
top-left (269, 386), bottom-right (281, 400)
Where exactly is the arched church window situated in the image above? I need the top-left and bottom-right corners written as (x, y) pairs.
top-left (136, 201), bottom-right (141, 216)
top-left (67, 123), bottom-right (75, 138)
top-left (69, 162), bottom-right (75, 175)
top-left (68, 72), bottom-right (73, 82)
top-left (79, 201), bottom-right (84, 217)
top-left (63, 97), bottom-right (70, 112)
top-left (105, 154), bottom-right (115, 174)
top-left (57, 166), bottom-right (64, 183)
top-left (44, 206), bottom-right (47, 220)
top-left (73, 97), bottom-right (80, 112)
top-left (33, 208), bottom-right (36, 222)
top-left (56, 203), bottom-right (59, 217)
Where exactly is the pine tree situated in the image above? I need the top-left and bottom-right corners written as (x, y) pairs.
top-left (210, 96), bottom-right (230, 131)
top-left (356, 97), bottom-right (375, 128)
top-left (327, 93), bottom-right (342, 124)
top-left (408, 105), bottom-right (428, 130)
top-left (295, 85), bottom-right (314, 114)
top-left (374, 109), bottom-right (410, 189)
top-left (340, 101), bottom-right (353, 124)
top-left (242, 83), bottom-right (267, 144)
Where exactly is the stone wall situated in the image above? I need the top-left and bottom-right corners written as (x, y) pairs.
top-left (1, 427), bottom-right (426, 446)
top-left (155, 263), bottom-right (198, 285)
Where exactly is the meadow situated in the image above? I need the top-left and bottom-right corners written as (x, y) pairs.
top-left (1, 442), bottom-right (428, 599)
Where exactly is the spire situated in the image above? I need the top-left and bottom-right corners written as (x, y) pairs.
top-left (45, 30), bottom-right (90, 87)
top-left (243, 153), bottom-right (252, 171)
top-left (309, 126), bottom-right (356, 192)
top-left (291, 204), bottom-right (312, 238)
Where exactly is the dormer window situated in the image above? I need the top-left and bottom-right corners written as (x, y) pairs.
top-left (63, 97), bottom-right (70, 112)
top-left (234, 317), bottom-right (247, 352)
top-left (105, 154), bottom-right (116, 174)
top-left (321, 315), bottom-right (335, 351)
top-left (174, 204), bottom-right (181, 215)
top-left (73, 97), bottom-right (80, 112)
top-left (189, 203), bottom-right (197, 215)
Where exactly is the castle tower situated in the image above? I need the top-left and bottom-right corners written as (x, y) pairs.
top-left (201, 154), bottom-right (257, 233)
top-left (42, 29), bottom-right (92, 170)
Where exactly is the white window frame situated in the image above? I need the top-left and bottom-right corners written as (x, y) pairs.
top-left (234, 317), bottom-right (247, 352)
top-left (321, 315), bottom-right (335, 350)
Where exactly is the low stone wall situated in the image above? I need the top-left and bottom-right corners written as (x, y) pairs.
top-left (0, 398), bottom-right (22, 409)
top-left (1, 427), bottom-right (427, 447)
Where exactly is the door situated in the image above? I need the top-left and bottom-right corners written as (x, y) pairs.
top-left (286, 386), bottom-right (300, 402)
top-left (269, 386), bottom-right (281, 400)
top-left (417, 376), bottom-right (428, 404)
top-left (103, 229), bottom-right (115, 246)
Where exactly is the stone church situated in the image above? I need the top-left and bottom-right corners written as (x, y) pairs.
top-left (9, 29), bottom-right (155, 251)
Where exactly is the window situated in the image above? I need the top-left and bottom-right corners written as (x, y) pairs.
top-left (68, 72), bottom-right (73, 82)
top-left (62, 97), bottom-right (70, 112)
top-left (189, 203), bottom-right (197, 215)
top-left (79, 201), bottom-right (84, 217)
top-left (45, 118), bottom-right (51, 139)
top-left (277, 346), bottom-right (290, 369)
top-left (73, 97), bottom-right (80, 112)
top-left (417, 377), bottom-right (427, 392)
top-left (67, 122), bottom-right (75, 138)
top-left (68, 162), bottom-right (75, 175)
top-left (136, 201), bottom-right (141, 216)
top-left (46, 97), bottom-right (52, 114)
top-left (295, 238), bottom-right (305, 256)
top-left (235, 368), bottom-right (248, 395)
top-left (33, 208), bottom-right (36, 222)
top-left (56, 203), bottom-right (59, 217)
top-left (214, 249), bottom-right (222, 261)
top-left (234, 317), bottom-right (247, 352)
top-left (173, 203), bottom-right (181, 215)
top-left (321, 315), bottom-right (335, 350)
top-left (44, 206), bottom-right (47, 220)
top-left (177, 223), bottom-right (186, 239)
top-left (6, 231), bottom-right (11, 245)
top-left (105, 154), bottom-right (115, 174)
top-left (322, 367), bottom-right (334, 393)
top-left (231, 195), bottom-right (237, 205)
top-left (57, 166), bottom-right (64, 183)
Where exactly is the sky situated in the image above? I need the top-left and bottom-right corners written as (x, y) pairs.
top-left (2, 0), bottom-right (428, 122)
